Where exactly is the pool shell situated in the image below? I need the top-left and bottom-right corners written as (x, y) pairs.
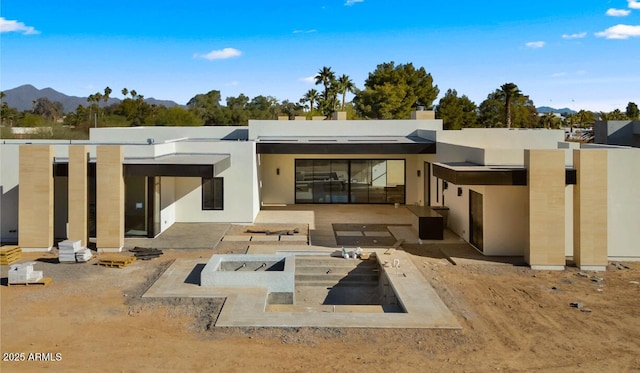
top-left (201, 254), bottom-right (295, 295)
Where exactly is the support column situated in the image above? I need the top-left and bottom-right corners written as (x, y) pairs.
top-left (525, 150), bottom-right (565, 270)
top-left (573, 149), bottom-right (608, 271)
top-left (96, 146), bottom-right (124, 252)
top-left (18, 145), bottom-right (54, 252)
top-left (68, 145), bottom-right (89, 247)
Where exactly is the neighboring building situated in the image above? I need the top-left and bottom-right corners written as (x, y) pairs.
top-left (594, 120), bottom-right (640, 148)
top-left (1, 112), bottom-right (638, 270)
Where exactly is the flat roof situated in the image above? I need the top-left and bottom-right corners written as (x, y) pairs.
top-left (256, 136), bottom-right (436, 154)
top-left (53, 153), bottom-right (231, 178)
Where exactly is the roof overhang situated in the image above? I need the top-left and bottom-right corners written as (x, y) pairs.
top-left (53, 153), bottom-right (230, 178)
top-left (433, 162), bottom-right (576, 186)
top-left (256, 136), bottom-right (436, 154)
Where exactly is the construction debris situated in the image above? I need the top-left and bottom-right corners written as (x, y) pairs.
top-left (245, 227), bottom-right (300, 235)
top-left (75, 249), bottom-right (93, 262)
top-left (8, 262), bottom-right (50, 286)
top-left (129, 247), bottom-right (163, 260)
top-left (97, 255), bottom-right (136, 268)
top-left (611, 262), bottom-right (631, 270)
top-left (0, 245), bottom-right (21, 265)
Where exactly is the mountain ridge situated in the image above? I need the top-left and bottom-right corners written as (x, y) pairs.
top-left (2, 84), bottom-right (180, 112)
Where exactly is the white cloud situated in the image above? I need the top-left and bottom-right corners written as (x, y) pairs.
top-left (225, 81), bottom-right (239, 87)
top-left (194, 47), bottom-right (242, 60)
top-left (0, 17), bottom-right (40, 35)
top-left (525, 41), bottom-right (545, 48)
top-left (293, 29), bottom-right (317, 34)
top-left (562, 32), bottom-right (587, 39)
top-left (595, 24), bottom-right (640, 39)
top-left (345, 0), bottom-right (364, 6)
top-left (629, 1), bottom-right (640, 10)
top-left (299, 76), bottom-right (316, 84)
top-left (606, 8), bottom-right (631, 17)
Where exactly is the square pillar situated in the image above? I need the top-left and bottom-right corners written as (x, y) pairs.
top-left (18, 145), bottom-right (54, 252)
top-left (96, 146), bottom-right (124, 252)
top-left (525, 150), bottom-right (566, 270)
top-left (68, 145), bottom-right (89, 247)
top-left (573, 149), bottom-right (608, 271)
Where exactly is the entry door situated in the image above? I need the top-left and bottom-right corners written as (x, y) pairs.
top-left (469, 190), bottom-right (484, 252)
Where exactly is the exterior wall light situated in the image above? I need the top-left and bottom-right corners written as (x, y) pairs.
top-left (417, 170), bottom-right (421, 177)
top-left (276, 168), bottom-right (280, 175)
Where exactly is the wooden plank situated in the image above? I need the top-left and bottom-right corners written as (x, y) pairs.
top-left (9, 277), bottom-right (52, 286)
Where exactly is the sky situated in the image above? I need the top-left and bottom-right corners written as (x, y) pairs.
top-left (1, 0), bottom-right (639, 112)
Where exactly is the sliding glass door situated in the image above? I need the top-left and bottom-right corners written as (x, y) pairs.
top-left (294, 159), bottom-right (405, 204)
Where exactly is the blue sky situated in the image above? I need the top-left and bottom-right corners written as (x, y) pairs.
top-left (1, 0), bottom-right (639, 112)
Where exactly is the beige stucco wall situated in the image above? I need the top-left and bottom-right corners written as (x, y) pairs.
top-left (18, 145), bottom-right (54, 251)
top-left (573, 149), bottom-right (608, 269)
top-left (525, 150), bottom-right (566, 269)
top-left (68, 145), bottom-right (88, 246)
top-left (96, 146), bottom-right (124, 252)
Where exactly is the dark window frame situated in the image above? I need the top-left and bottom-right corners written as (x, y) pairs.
top-left (202, 177), bottom-right (224, 210)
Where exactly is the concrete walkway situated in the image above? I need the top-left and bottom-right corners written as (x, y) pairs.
top-left (124, 223), bottom-right (230, 249)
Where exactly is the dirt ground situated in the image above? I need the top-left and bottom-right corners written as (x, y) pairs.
top-left (1, 246), bottom-right (639, 372)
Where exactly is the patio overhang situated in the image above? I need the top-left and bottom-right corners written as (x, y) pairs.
top-left (433, 162), bottom-right (577, 186)
top-left (256, 136), bottom-right (436, 154)
top-left (53, 153), bottom-right (231, 178)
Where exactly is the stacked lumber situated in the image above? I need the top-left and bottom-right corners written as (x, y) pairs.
top-left (97, 254), bottom-right (136, 268)
top-left (129, 247), bottom-right (163, 260)
top-left (8, 262), bottom-right (49, 286)
top-left (58, 240), bottom-right (82, 263)
top-left (0, 246), bottom-right (21, 265)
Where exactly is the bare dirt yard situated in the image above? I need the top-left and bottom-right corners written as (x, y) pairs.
top-left (1, 246), bottom-right (639, 372)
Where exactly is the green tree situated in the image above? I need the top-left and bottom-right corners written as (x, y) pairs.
top-left (314, 67), bottom-right (338, 118)
top-left (300, 89), bottom-right (319, 114)
top-left (279, 100), bottom-right (304, 119)
top-left (121, 88), bottom-right (128, 98)
top-left (153, 106), bottom-right (203, 126)
top-left (540, 112), bottom-right (562, 129)
top-left (435, 89), bottom-right (478, 130)
top-left (32, 97), bottom-right (64, 122)
top-left (336, 74), bottom-right (357, 110)
top-left (479, 89), bottom-right (537, 128)
top-left (626, 102), bottom-right (639, 119)
top-left (187, 90), bottom-right (231, 125)
top-left (354, 61), bottom-right (439, 119)
top-left (576, 110), bottom-right (595, 128)
top-left (496, 83), bottom-right (521, 128)
top-left (246, 95), bottom-right (279, 120)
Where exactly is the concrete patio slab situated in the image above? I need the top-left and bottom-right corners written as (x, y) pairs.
top-left (222, 235), bottom-right (251, 242)
top-left (279, 235), bottom-right (308, 242)
top-left (124, 223), bottom-right (230, 249)
top-left (250, 235), bottom-right (280, 242)
top-left (364, 231), bottom-right (392, 237)
top-left (335, 231), bottom-right (363, 237)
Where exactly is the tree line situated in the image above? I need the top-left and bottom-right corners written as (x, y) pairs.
top-left (1, 61), bottom-right (639, 139)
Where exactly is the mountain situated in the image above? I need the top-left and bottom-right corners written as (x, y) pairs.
top-left (537, 106), bottom-right (577, 115)
top-left (1, 84), bottom-right (180, 112)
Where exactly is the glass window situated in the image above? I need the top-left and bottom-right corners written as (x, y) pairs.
top-left (202, 177), bottom-right (223, 210)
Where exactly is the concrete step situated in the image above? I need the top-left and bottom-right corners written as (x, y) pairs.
top-left (296, 259), bottom-right (378, 268)
top-left (295, 266), bottom-right (380, 275)
top-left (295, 280), bottom-right (379, 287)
top-left (295, 276), bottom-right (379, 285)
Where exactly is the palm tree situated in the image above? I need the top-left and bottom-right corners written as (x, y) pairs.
top-left (121, 88), bottom-right (128, 98)
top-left (103, 86), bottom-right (112, 106)
top-left (336, 74), bottom-right (356, 110)
top-left (315, 66), bottom-right (335, 99)
top-left (130, 90), bottom-right (137, 100)
top-left (301, 89), bottom-right (319, 113)
top-left (498, 83), bottom-right (521, 128)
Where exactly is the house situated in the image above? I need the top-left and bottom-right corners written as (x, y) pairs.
top-left (1, 111), bottom-right (638, 270)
